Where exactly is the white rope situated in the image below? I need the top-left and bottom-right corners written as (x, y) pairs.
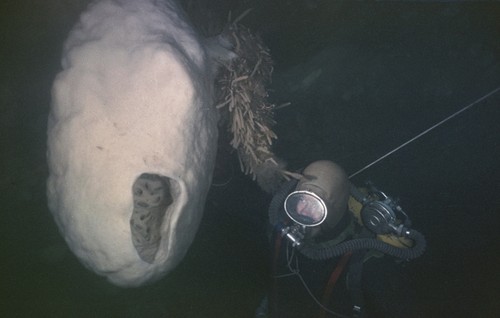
top-left (349, 86), bottom-right (500, 179)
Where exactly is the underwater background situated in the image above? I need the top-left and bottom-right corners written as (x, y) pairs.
top-left (1, 0), bottom-right (499, 317)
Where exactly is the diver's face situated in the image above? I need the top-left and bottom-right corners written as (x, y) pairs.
top-left (296, 195), bottom-right (322, 223)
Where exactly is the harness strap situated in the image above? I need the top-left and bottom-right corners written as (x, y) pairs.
top-left (319, 252), bottom-right (353, 318)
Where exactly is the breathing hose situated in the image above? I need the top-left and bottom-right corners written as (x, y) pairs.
top-left (297, 229), bottom-right (426, 261)
top-left (269, 180), bottom-right (426, 261)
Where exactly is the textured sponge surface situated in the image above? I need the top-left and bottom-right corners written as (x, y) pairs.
top-left (46, 0), bottom-right (220, 287)
top-left (131, 174), bottom-right (173, 264)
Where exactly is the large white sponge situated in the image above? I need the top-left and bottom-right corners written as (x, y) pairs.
top-left (47, 0), bottom-right (222, 287)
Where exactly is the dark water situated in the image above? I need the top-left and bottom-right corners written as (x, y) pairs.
top-left (1, 1), bottom-right (499, 317)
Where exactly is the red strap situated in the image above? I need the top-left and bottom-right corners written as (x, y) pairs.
top-left (319, 252), bottom-right (353, 318)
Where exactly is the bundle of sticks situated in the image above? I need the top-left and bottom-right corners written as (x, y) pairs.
top-left (215, 15), bottom-right (301, 193)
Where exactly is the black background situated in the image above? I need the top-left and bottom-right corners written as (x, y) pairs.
top-left (1, 1), bottom-right (499, 317)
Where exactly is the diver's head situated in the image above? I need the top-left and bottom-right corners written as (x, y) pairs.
top-left (284, 160), bottom-right (350, 236)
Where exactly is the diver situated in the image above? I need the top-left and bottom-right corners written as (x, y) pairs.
top-left (261, 160), bottom-right (426, 318)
